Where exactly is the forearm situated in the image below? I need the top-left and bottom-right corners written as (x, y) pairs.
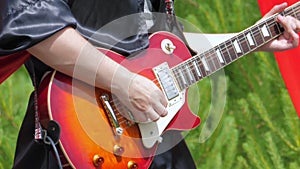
top-left (27, 27), bottom-right (130, 91)
top-left (28, 27), bottom-right (167, 122)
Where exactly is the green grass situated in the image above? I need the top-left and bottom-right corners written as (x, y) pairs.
top-left (0, 0), bottom-right (300, 168)
top-left (0, 66), bottom-right (33, 169)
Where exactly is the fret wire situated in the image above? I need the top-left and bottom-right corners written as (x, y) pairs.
top-left (178, 64), bottom-right (188, 87)
top-left (216, 44), bottom-right (227, 65)
top-left (294, 5), bottom-right (300, 19)
top-left (258, 23), bottom-right (267, 43)
top-left (189, 59), bottom-right (201, 80)
top-left (267, 19), bottom-right (280, 37)
top-left (188, 59), bottom-right (202, 82)
top-left (227, 40), bottom-right (238, 60)
top-left (254, 24), bottom-right (264, 46)
top-left (295, 6), bottom-right (300, 19)
top-left (187, 61), bottom-right (198, 82)
top-left (222, 41), bottom-right (232, 62)
top-left (172, 68), bottom-right (185, 90)
top-left (193, 58), bottom-right (204, 80)
top-left (198, 54), bottom-right (208, 77)
top-left (246, 29), bottom-right (254, 50)
top-left (285, 4), bottom-right (298, 17)
top-left (225, 41), bottom-right (234, 61)
top-left (204, 49), bottom-right (217, 72)
top-left (202, 50), bottom-right (212, 72)
top-left (191, 58), bottom-right (203, 80)
top-left (178, 64), bottom-right (189, 88)
top-left (242, 31), bottom-right (251, 53)
top-left (250, 27), bottom-right (259, 48)
top-left (212, 49), bottom-right (221, 70)
top-left (238, 30), bottom-right (254, 53)
top-left (295, 6), bottom-right (300, 18)
top-left (197, 59), bottom-right (205, 78)
top-left (212, 45), bottom-right (227, 66)
top-left (183, 61), bottom-right (192, 85)
top-left (175, 58), bottom-right (201, 89)
top-left (235, 36), bottom-right (244, 57)
top-left (190, 57), bottom-right (202, 82)
top-left (201, 54), bottom-right (212, 72)
top-left (244, 33), bottom-right (251, 53)
top-left (219, 43), bottom-right (232, 64)
top-left (273, 20), bottom-right (282, 36)
top-left (292, 5), bottom-right (297, 18)
top-left (237, 38), bottom-right (244, 56)
top-left (179, 67), bottom-right (189, 89)
top-left (192, 57), bottom-right (204, 78)
top-left (211, 49), bottom-right (222, 69)
top-left (215, 48), bottom-right (223, 68)
top-left (183, 62), bottom-right (194, 85)
top-left (281, 8), bottom-right (287, 16)
top-left (188, 59), bottom-right (199, 82)
top-left (264, 19), bottom-right (273, 40)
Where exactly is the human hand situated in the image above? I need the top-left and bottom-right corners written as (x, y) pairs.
top-left (259, 2), bottom-right (300, 51)
top-left (112, 71), bottom-right (168, 123)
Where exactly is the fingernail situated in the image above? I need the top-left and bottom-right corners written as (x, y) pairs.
top-left (162, 109), bottom-right (168, 117)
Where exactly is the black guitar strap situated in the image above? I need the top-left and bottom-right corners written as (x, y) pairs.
top-left (26, 59), bottom-right (44, 142)
top-left (27, 59), bottom-right (62, 168)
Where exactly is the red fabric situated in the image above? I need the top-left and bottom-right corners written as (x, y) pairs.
top-left (258, 0), bottom-right (300, 118)
top-left (0, 51), bottom-right (30, 84)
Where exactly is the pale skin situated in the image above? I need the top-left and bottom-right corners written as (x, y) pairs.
top-left (28, 2), bottom-right (300, 123)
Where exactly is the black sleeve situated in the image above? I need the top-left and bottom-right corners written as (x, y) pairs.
top-left (0, 0), bottom-right (77, 56)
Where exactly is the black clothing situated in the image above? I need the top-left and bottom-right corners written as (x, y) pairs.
top-left (0, 0), bottom-right (196, 168)
top-left (0, 0), bottom-right (76, 55)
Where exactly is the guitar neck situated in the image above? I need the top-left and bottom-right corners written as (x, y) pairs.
top-left (172, 1), bottom-right (300, 91)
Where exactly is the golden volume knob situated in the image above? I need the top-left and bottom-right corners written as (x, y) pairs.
top-left (93, 154), bottom-right (104, 167)
top-left (113, 144), bottom-right (124, 156)
top-left (127, 161), bottom-right (138, 169)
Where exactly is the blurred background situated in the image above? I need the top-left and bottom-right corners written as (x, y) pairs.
top-left (0, 0), bottom-right (299, 168)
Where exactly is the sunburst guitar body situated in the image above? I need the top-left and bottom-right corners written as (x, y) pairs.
top-left (38, 32), bottom-right (201, 169)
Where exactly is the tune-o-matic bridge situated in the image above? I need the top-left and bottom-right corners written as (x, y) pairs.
top-left (100, 95), bottom-right (124, 136)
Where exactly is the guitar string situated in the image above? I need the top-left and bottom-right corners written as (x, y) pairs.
top-left (171, 10), bottom-right (298, 89)
top-left (171, 4), bottom-right (300, 87)
top-left (172, 4), bottom-right (300, 85)
top-left (170, 26), bottom-right (275, 89)
top-left (101, 4), bottom-right (300, 127)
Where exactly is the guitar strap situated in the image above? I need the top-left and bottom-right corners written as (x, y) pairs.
top-left (25, 59), bottom-right (45, 142)
top-left (27, 60), bottom-right (61, 144)
top-left (27, 59), bottom-right (63, 168)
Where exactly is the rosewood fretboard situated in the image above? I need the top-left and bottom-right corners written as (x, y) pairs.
top-left (172, 1), bottom-right (300, 91)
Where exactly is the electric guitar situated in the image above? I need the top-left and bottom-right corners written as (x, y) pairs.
top-left (38, 2), bottom-right (300, 169)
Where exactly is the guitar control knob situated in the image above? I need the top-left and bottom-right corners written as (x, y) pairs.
top-left (93, 154), bottom-right (104, 167)
top-left (113, 145), bottom-right (124, 156)
top-left (161, 39), bottom-right (176, 54)
top-left (127, 161), bottom-right (138, 169)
